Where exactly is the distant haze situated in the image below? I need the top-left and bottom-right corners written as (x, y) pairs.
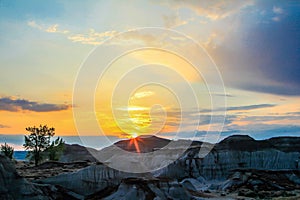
top-left (0, 134), bottom-right (120, 151)
top-left (1, 131), bottom-right (300, 151)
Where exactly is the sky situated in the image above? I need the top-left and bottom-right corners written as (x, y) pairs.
top-left (0, 0), bottom-right (299, 150)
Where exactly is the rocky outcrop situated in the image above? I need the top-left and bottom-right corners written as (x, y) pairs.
top-left (156, 135), bottom-right (300, 180)
top-left (0, 155), bottom-right (81, 200)
top-left (39, 164), bottom-right (194, 199)
top-left (29, 135), bottom-right (300, 199)
top-left (59, 144), bottom-right (99, 162)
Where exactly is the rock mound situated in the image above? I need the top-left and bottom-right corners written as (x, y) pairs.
top-left (215, 135), bottom-right (273, 151)
top-left (114, 135), bottom-right (171, 153)
top-left (59, 144), bottom-right (99, 162)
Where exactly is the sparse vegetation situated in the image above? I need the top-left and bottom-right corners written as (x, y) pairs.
top-left (23, 125), bottom-right (55, 166)
top-left (46, 137), bottom-right (65, 161)
top-left (1, 142), bottom-right (14, 159)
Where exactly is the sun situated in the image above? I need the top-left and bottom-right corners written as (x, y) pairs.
top-left (130, 132), bottom-right (138, 139)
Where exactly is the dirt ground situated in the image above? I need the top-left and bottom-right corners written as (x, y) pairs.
top-left (15, 160), bottom-right (91, 181)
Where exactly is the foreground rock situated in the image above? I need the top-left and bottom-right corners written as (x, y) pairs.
top-left (0, 155), bottom-right (81, 200)
top-left (37, 163), bottom-right (135, 196)
top-left (221, 169), bottom-right (300, 199)
top-left (86, 177), bottom-right (192, 200)
top-left (38, 165), bottom-right (226, 199)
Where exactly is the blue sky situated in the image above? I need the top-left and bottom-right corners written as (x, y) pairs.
top-left (0, 0), bottom-right (299, 150)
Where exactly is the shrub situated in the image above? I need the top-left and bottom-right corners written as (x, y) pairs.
top-left (1, 142), bottom-right (14, 159)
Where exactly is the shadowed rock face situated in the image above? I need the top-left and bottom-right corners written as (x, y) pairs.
top-left (266, 137), bottom-right (300, 152)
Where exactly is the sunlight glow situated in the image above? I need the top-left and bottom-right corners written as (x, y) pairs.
top-left (116, 106), bottom-right (149, 112)
top-left (130, 132), bottom-right (138, 138)
top-left (129, 134), bottom-right (141, 153)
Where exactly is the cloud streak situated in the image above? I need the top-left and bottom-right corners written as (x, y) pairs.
top-left (27, 21), bottom-right (159, 46)
top-left (0, 97), bottom-right (70, 112)
top-left (28, 20), bottom-right (69, 34)
top-left (226, 104), bottom-right (276, 111)
top-left (273, 6), bottom-right (283, 14)
top-left (162, 13), bottom-right (188, 28)
top-left (67, 29), bottom-right (117, 45)
top-left (0, 124), bottom-right (10, 128)
top-left (158, 0), bottom-right (254, 20)
top-left (131, 91), bottom-right (155, 99)
top-left (28, 20), bottom-right (116, 45)
top-left (200, 104), bottom-right (276, 113)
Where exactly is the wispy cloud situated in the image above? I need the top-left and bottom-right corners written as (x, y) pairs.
top-left (272, 16), bottom-right (280, 22)
top-left (27, 20), bottom-right (159, 46)
top-left (45, 24), bottom-right (69, 34)
top-left (286, 111), bottom-right (300, 115)
top-left (200, 104), bottom-right (276, 113)
top-left (162, 13), bottom-right (189, 28)
top-left (27, 20), bottom-right (69, 34)
top-left (272, 6), bottom-right (284, 22)
top-left (0, 97), bottom-right (70, 112)
top-left (131, 91), bottom-right (155, 99)
top-left (67, 29), bottom-right (117, 45)
top-left (273, 6), bottom-right (283, 14)
top-left (236, 115), bottom-right (300, 122)
top-left (0, 124), bottom-right (10, 128)
top-left (27, 20), bottom-right (43, 30)
top-left (158, 0), bottom-right (254, 20)
top-left (212, 93), bottom-right (235, 98)
top-left (28, 20), bottom-right (117, 45)
top-left (226, 104), bottom-right (276, 111)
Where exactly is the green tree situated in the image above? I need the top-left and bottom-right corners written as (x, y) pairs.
top-left (1, 142), bottom-right (14, 159)
top-left (46, 137), bottom-right (65, 161)
top-left (23, 125), bottom-right (55, 166)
